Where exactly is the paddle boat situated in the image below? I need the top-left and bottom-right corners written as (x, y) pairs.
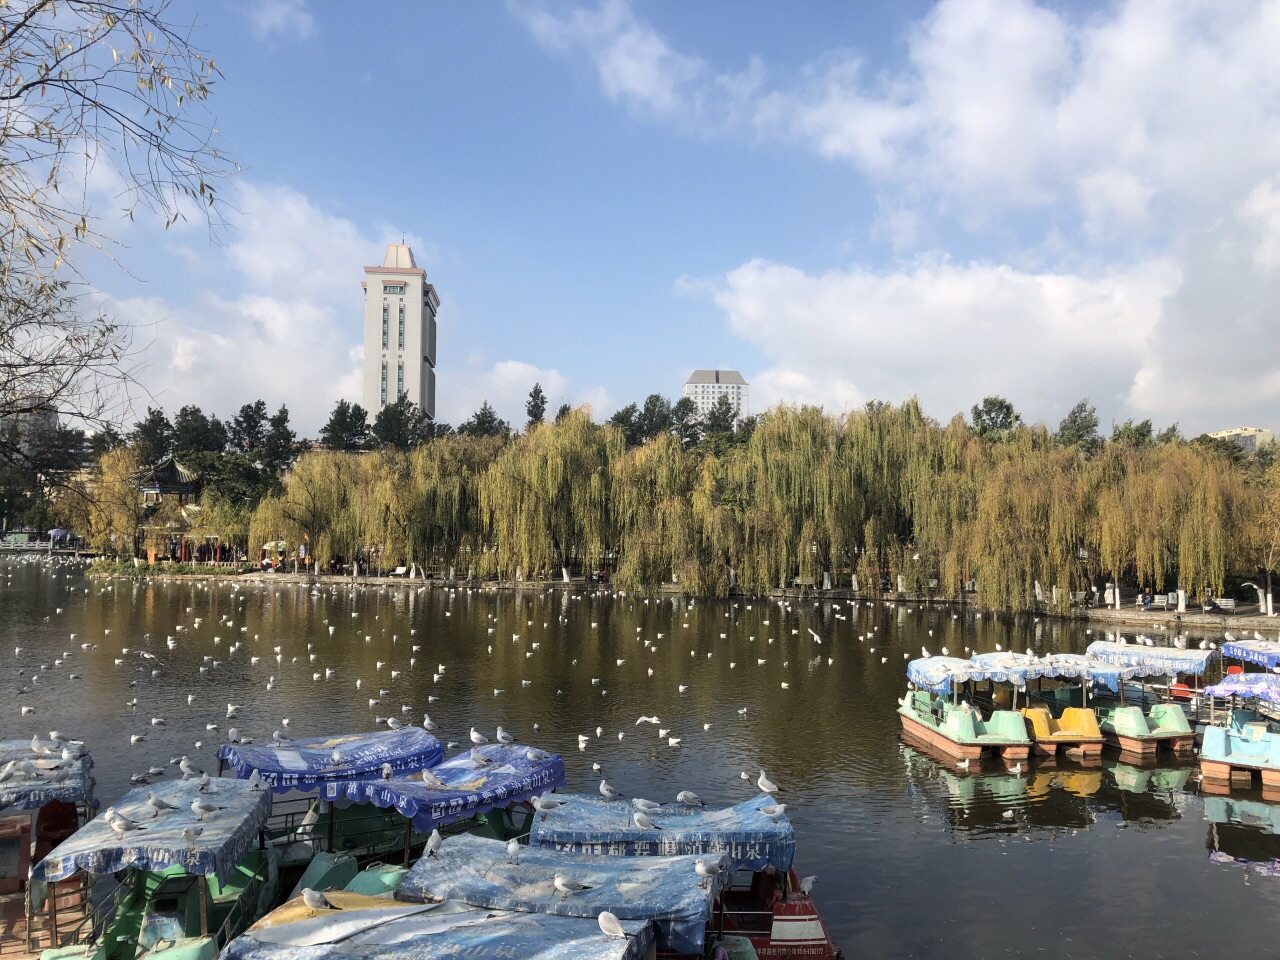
top-left (222, 892), bottom-right (657, 960)
top-left (392, 832), bottom-right (725, 956)
top-left (31, 778), bottom-right (276, 960)
top-left (1080, 641), bottom-right (1206, 757)
top-left (0, 738), bottom-right (97, 960)
top-left (899, 658), bottom-right (1031, 763)
top-left (529, 794), bottom-right (841, 960)
top-left (216, 729), bottom-right (443, 875)
top-left (1200, 673), bottom-right (1280, 796)
top-left (967, 653), bottom-right (1105, 759)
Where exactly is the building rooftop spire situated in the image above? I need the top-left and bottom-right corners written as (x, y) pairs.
top-left (382, 243), bottom-right (417, 269)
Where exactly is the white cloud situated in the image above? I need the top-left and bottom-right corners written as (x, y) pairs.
top-left (716, 256), bottom-right (1180, 427)
top-left (245, 0), bottom-right (315, 41)
top-left (527, 1), bottom-right (1280, 433)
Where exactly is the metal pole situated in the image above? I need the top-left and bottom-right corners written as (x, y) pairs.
top-left (326, 800), bottom-right (335, 852)
top-left (199, 880), bottom-right (209, 937)
top-left (402, 818), bottom-right (412, 867)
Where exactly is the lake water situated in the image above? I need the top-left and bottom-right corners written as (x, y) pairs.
top-left (3, 555), bottom-right (1280, 958)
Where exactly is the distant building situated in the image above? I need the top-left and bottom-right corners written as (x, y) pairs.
top-left (682, 370), bottom-right (749, 424)
top-left (362, 244), bottom-right (440, 422)
top-left (1209, 426), bottom-right (1274, 456)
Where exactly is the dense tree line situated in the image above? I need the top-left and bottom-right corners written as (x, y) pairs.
top-left (233, 396), bottom-right (1279, 609)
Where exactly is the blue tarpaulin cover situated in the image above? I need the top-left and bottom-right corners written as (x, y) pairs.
top-left (31, 778), bottom-right (272, 884)
top-left (529, 794), bottom-right (794, 873)
top-left (906, 657), bottom-right (974, 694)
top-left (218, 729), bottom-right (443, 793)
top-left (319, 745), bottom-right (565, 832)
top-left (1223, 639), bottom-right (1280, 669)
top-left (1086, 640), bottom-right (1219, 677)
top-left (394, 833), bottom-right (724, 955)
top-left (0, 739), bottom-right (96, 813)
top-left (223, 898), bottom-right (655, 960)
top-left (1204, 673), bottom-right (1280, 704)
top-left (1039, 654), bottom-right (1141, 693)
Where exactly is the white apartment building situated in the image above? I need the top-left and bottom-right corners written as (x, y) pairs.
top-left (361, 244), bottom-right (439, 421)
top-left (682, 370), bottom-right (749, 423)
top-left (1209, 426), bottom-right (1274, 455)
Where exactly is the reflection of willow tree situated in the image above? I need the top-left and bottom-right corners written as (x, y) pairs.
top-left (248, 402), bottom-right (1265, 608)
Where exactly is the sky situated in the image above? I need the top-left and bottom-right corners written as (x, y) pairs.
top-left (79, 0), bottom-right (1280, 438)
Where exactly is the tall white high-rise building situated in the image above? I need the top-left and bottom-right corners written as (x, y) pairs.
top-left (362, 244), bottom-right (439, 421)
top-left (682, 370), bottom-right (749, 423)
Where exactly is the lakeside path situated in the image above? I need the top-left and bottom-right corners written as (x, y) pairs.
top-left (85, 567), bottom-right (1280, 632)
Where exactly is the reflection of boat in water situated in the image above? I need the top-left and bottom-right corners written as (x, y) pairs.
top-left (528, 794), bottom-right (842, 960)
top-left (1200, 675), bottom-right (1280, 797)
top-left (899, 740), bottom-right (1099, 832)
top-left (32, 779), bottom-right (277, 960)
top-left (1204, 794), bottom-right (1280, 874)
top-left (899, 658), bottom-right (1030, 763)
top-left (0, 737), bottom-right (97, 959)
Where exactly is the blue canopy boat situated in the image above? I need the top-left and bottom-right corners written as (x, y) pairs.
top-left (967, 653), bottom-right (1106, 758)
top-left (32, 779), bottom-right (277, 960)
top-left (222, 893), bottom-right (655, 960)
top-left (530, 794), bottom-right (841, 960)
top-left (1201, 674), bottom-right (1280, 795)
top-left (1079, 641), bottom-right (1208, 757)
top-left (392, 832), bottom-right (722, 955)
top-left (899, 657), bottom-right (1031, 763)
top-left (1221, 637), bottom-right (1280, 670)
top-left (0, 738), bottom-right (98, 957)
top-left (216, 730), bottom-right (443, 871)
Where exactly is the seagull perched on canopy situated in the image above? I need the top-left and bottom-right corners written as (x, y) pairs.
top-left (553, 873), bottom-right (592, 900)
top-left (301, 888), bottom-right (334, 911)
top-left (676, 790), bottom-right (704, 806)
top-left (757, 770), bottom-right (778, 794)
top-left (469, 727), bottom-right (489, 746)
top-left (600, 779), bottom-right (623, 800)
top-left (598, 910), bottom-right (630, 940)
top-left (144, 792), bottom-right (178, 818)
top-left (532, 795), bottom-right (563, 820)
top-left (632, 810), bottom-right (661, 831)
top-left (425, 828), bottom-right (443, 859)
top-left (694, 858), bottom-right (721, 889)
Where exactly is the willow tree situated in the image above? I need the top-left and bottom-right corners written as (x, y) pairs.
top-left (1241, 460), bottom-right (1280, 612)
top-left (725, 406), bottom-right (853, 591)
top-left (609, 431), bottom-right (695, 591)
top-left (478, 411), bottom-right (620, 580)
top-left (250, 450), bottom-right (361, 568)
top-left (189, 493), bottom-right (251, 556)
top-left (61, 446), bottom-right (143, 556)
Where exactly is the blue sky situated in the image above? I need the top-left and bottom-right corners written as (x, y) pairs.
top-left (86, 0), bottom-right (1280, 437)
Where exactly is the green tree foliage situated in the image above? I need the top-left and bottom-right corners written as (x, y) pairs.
top-left (319, 399), bottom-right (370, 451)
top-left (371, 394), bottom-right (433, 449)
top-left (1055, 399), bottom-right (1101, 454)
top-left (970, 395), bottom-right (1021, 440)
top-left (635, 394), bottom-right (673, 442)
top-left (230, 401), bottom-right (269, 452)
top-left (1110, 418), bottom-right (1154, 447)
top-left (554, 403), bottom-right (573, 423)
top-left (671, 396), bottom-right (700, 447)
top-left (458, 400), bottom-right (510, 439)
top-left (128, 408), bottom-right (173, 465)
top-left (608, 403), bottom-right (641, 447)
top-left (526, 383), bottom-right (547, 429)
top-left (172, 405), bottom-right (227, 455)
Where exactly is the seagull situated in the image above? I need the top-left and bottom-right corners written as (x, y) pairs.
top-left (695, 858), bottom-right (722, 889)
top-left (532, 795), bottom-right (562, 820)
top-left (506, 838), bottom-right (521, 864)
top-left (757, 770), bottom-right (778, 794)
top-left (381, 763), bottom-right (394, 780)
top-left (800, 875), bottom-right (817, 895)
top-left (760, 803), bottom-right (788, 819)
top-left (420, 768), bottom-right (445, 786)
top-left (553, 873), bottom-right (593, 900)
top-left (246, 770), bottom-right (263, 791)
top-left (496, 726), bottom-right (515, 745)
top-left (598, 910), bottom-right (630, 940)
top-left (600, 779), bottom-right (623, 800)
top-left (957, 759), bottom-right (970, 771)
top-left (301, 888), bottom-right (334, 910)
top-left (182, 826), bottom-right (204, 849)
top-left (424, 828), bottom-right (443, 859)
top-left (470, 728), bottom-right (489, 746)
top-left (1010, 762), bottom-right (1023, 776)
top-left (676, 790), bottom-right (704, 806)
top-left (144, 792), bottom-right (179, 818)
top-left (191, 798), bottom-right (222, 822)
top-left (633, 811), bottom-right (661, 830)
top-left (178, 757), bottom-right (202, 779)
top-left (633, 797), bottom-right (660, 812)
